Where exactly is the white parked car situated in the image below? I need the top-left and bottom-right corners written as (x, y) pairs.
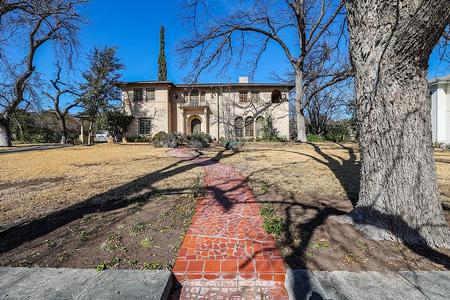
top-left (94, 130), bottom-right (109, 142)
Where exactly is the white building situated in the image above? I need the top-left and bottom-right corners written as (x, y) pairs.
top-left (430, 74), bottom-right (450, 144)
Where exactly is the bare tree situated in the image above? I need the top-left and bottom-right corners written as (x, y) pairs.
top-left (178, 0), bottom-right (353, 141)
top-left (345, 0), bottom-right (450, 247)
top-left (305, 81), bottom-right (351, 135)
top-left (44, 63), bottom-right (81, 144)
top-left (0, 0), bottom-right (27, 21)
top-left (0, 0), bottom-right (84, 146)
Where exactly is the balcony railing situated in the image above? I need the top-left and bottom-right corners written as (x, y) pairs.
top-left (180, 99), bottom-right (208, 107)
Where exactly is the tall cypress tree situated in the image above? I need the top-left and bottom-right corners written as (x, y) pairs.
top-left (157, 25), bottom-right (167, 81)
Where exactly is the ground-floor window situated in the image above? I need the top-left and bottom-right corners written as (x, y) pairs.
top-left (139, 118), bottom-right (152, 135)
top-left (234, 117), bottom-right (244, 138)
top-left (245, 116), bottom-right (254, 137)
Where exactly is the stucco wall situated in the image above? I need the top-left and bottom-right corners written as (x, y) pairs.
top-left (123, 86), bottom-right (170, 136)
top-left (122, 84), bottom-right (291, 140)
top-left (171, 88), bottom-right (290, 140)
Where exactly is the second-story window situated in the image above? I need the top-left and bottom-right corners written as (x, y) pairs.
top-left (200, 91), bottom-right (206, 102)
top-left (134, 88), bottom-right (143, 101)
top-left (191, 89), bottom-right (199, 104)
top-left (239, 90), bottom-right (248, 102)
top-left (146, 88), bottom-right (155, 101)
top-left (251, 91), bottom-right (260, 102)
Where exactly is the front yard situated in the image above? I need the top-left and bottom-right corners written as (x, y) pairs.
top-left (0, 142), bottom-right (449, 272)
top-left (212, 142), bottom-right (450, 271)
top-left (0, 144), bottom-right (203, 270)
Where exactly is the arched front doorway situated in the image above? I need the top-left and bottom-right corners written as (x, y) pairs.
top-left (191, 118), bottom-right (202, 134)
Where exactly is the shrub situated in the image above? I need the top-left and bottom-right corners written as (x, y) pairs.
top-left (126, 135), bottom-right (152, 143)
top-left (324, 125), bottom-right (350, 143)
top-left (196, 132), bottom-right (213, 143)
top-left (307, 134), bottom-right (326, 142)
top-left (218, 137), bottom-right (241, 151)
top-left (258, 116), bottom-right (285, 142)
top-left (152, 132), bottom-right (187, 148)
top-left (172, 132), bottom-right (189, 146)
top-left (152, 131), bottom-right (168, 147)
top-left (164, 132), bottom-right (182, 148)
top-left (105, 110), bottom-right (133, 142)
top-left (188, 132), bottom-right (211, 148)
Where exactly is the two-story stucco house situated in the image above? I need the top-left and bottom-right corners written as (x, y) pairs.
top-left (430, 74), bottom-right (450, 144)
top-left (121, 77), bottom-right (293, 140)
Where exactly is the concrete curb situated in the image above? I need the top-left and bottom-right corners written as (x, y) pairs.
top-left (285, 269), bottom-right (450, 300)
top-left (0, 267), bottom-right (172, 300)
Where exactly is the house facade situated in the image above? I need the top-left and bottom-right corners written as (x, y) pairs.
top-left (430, 74), bottom-right (450, 144)
top-left (121, 77), bottom-right (292, 140)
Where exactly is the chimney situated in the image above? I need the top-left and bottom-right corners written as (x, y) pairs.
top-left (239, 76), bottom-right (249, 84)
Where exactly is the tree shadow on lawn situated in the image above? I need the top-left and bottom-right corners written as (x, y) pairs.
top-left (240, 143), bottom-right (449, 270)
top-left (235, 144), bottom-right (450, 299)
top-left (0, 149), bottom-right (237, 254)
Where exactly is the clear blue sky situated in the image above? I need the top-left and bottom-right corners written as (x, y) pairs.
top-left (34, 0), bottom-right (449, 86)
top-left (35, 0), bottom-right (291, 85)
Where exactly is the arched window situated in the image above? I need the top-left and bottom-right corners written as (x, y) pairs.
top-left (256, 116), bottom-right (264, 139)
top-left (245, 116), bottom-right (254, 137)
top-left (234, 117), bottom-right (244, 138)
top-left (271, 90), bottom-right (282, 103)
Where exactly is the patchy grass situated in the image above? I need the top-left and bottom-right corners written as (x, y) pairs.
top-left (79, 230), bottom-right (89, 242)
top-left (260, 204), bottom-right (285, 237)
top-left (129, 222), bottom-right (148, 236)
top-left (0, 144), bottom-right (202, 270)
top-left (140, 237), bottom-right (154, 249)
top-left (105, 232), bottom-right (124, 252)
top-left (191, 175), bottom-right (206, 198)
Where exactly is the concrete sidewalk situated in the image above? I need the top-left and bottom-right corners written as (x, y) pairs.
top-left (0, 267), bottom-right (172, 300)
top-left (286, 269), bottom-right (450, 300)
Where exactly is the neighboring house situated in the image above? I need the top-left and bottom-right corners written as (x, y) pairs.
top-left (430, 74), bottom-right (450, 144)
top-left (121, 77), bottom-right (292, 140)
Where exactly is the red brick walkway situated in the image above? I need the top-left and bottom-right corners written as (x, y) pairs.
top-left (173, 160), bottom-right (288, 299)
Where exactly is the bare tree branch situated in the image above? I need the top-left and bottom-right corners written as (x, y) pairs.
top-left (178, 0), bottom-right (352, 141)
top-left (0, 0), bottom-right (85, 146)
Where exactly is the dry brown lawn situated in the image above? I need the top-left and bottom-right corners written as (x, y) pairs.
top-left (0, 143), bottom-right (201, 230)
top-left (1, 142), bottom-right (449, 271)
top-left (0, 143), bottom-right (203, 269)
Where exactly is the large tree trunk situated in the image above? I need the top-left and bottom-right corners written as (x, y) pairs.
top-left (295, 68), bottom-right (307, 142)
top-left (0, 117), bottom-right (12, 147)
top-left (346, 0), bottom-right (450, 247)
